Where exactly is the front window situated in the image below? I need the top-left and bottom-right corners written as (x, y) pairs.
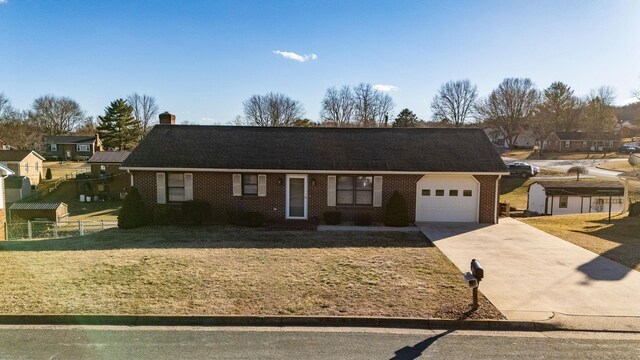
top-left (24, 163), bottom-right (29, 173)
top-left (242, 174), bottom-right (258, 196)
top-left (50, 144), bottom-right (57, 152)
top-left (336, 176), bottom-right (373, 206)
top-left (100, 165), bottom-right (106, 175)
top-left (167, 173), bottom-right (185, 202)
top-left (564, 140), bottom-right (570, 147)
top-left (77, 144), bottom-right (90, 152)
top-left (559, 196), bottom-right (568, 208)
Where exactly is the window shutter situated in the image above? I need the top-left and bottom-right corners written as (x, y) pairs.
top-left (184, 173), bottom-right (193, 201)
top-left (327, 176), bottom-right (336, 206)
top-left (373, 176), bottom-right (383, 207)
top-left (257, 174), bottom-right (267, 197)
top-left (0, 178), bottom-right (4, 209)
top-left (156, 173), bottom-right (166, 204)
top-left (232, 174), bottom-right (242, 196)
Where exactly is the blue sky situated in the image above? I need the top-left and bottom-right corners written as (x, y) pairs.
top-left (1, 0), bottom-right (639, 124)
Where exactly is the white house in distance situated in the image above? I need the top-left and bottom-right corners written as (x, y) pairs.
top-left (527, 180), bottom-right (627, 216)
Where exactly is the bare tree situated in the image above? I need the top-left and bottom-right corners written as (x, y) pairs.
top-left (352, 83), bottom-right (394, 127)
top-left (430, 79), bottom-right (478, 127)
top-left (242, 92), bottom-right (305, 126)
top-left (0, 93), bottom-right (11, 118)
top-left (476, 78), bottom-right (540, 149)
top-left (320, 86), bottom-right (355, 127)
top-left (127, 93), bottom-right (159, 138)
top-left (567, 165), bottom-right (588, 181)
top-left (28, 95), bottom-right (86, 135)
top-left (580, 86), bottom-right (617, 133)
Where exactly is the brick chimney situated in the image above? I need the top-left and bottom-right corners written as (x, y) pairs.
top-left (159, 111), bottom-right (176, 125)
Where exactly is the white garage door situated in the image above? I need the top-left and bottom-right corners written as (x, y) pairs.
top-left (415, 175), bottom-right (479, 222)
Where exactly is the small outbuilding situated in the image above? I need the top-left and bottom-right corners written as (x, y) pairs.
top-left (8, 202), bottom-right (69, 222)
top-left (4, 175), bottom-right (31, 204)
top-left (527, 180), bottom-right (627, 216)
top-left (86, 151), bottom-right (131, 200)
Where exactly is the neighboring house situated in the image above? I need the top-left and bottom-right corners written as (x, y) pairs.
top-left (122, 123), bottom-right (509, 224)
top-left (8, 202), bottom-right (69, 222)
top-left (544, 132), bottom-right (620, 152)
top-left (484, 128), bottom-right (536, 149)
top-left (4, 175), bottom-right (31, 204)
top-left (0, 150), bottom-right (45, 186)
top-left (87, 151), bottom-right (132, 199)
top-left (618, 124), bottom-right (640, 139)
top-left (527, 180), bottom-right (626, 216)
top-left (41, 135), bottom-right (103, 161)
top-left (0, 164), bottom-right (14, 240)
top-left (0, 139), bottom-right (12, 150)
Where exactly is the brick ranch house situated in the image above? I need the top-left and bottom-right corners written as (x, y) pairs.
top-left (121, 121), bottom-right (508, 224)
top-left (543, 131), bottom-right (621, 152)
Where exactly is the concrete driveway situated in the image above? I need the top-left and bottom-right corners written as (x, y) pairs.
top-left (419, 218), bottom-right (640, 320)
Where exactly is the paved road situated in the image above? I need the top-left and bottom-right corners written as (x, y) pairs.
top-left (503, 157), bottom-right (628, 179)
top-left (419, 218), bottom-right (640, 321)
top-left (0, 325), bottom-right (639, 359)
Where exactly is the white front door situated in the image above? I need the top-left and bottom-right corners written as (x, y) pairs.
top-left (286, 174), bottom-right (308, 219)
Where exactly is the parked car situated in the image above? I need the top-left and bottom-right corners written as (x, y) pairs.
top-left (508, 162), bottom-right (539, 178)
top-left (620, 144), bottom-right (637, 154)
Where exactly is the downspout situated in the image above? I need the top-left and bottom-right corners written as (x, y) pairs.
top-left (495, 175), bottom-right (501, 224)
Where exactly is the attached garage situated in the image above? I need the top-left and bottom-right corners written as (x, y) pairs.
top-left (416, 174), bottom-right (480, 222)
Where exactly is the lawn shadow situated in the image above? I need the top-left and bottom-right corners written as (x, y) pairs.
top-left (389, 330), bottom-right (454, 360)
top-left (574, 215), bottom-right (640, 279)
top-left (499, 177), bottom-right (528, 195)
top-left (0, 226), bottom-right (434, 252)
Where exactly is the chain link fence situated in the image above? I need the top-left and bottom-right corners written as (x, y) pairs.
top-left (5, 220), bottom-right (118, 241)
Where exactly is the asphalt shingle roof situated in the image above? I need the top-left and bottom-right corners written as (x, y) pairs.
top-left (535, 180), bottom-right (625, 196)
top-left (0, 150), bottom-right (44, 162)
top-left (44, 136), bottom-right (95, 144)
top-left (88, 151), bottom-right (131, 164)
top-left (123, 125), bottom-right (508, 173)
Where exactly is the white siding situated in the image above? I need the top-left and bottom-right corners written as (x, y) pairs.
top-left (527, 183), bottom-right (546, 214)
top-left (547, 195), bottom-right (624, 215)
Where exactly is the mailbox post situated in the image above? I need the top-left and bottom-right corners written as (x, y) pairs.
top-left (470, 259), bottom-right (484, 310)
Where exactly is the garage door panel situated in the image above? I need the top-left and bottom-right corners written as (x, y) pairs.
top-left (416, 175), bottom-right (479, 222)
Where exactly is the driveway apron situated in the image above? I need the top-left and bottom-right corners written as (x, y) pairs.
top-left (419, 218), bottom-right (640, 320)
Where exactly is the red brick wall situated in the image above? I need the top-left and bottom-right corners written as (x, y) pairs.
top-left (132, 171), bottom-right (499, 224)
top-left (474, 175), bottom-right (499, 224)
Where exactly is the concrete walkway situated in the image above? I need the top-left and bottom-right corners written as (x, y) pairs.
top-left (419, 218), bottom-right (640, 321)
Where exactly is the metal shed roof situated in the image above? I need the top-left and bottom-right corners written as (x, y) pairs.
top-left (9, 202), bottom-right (67, 210)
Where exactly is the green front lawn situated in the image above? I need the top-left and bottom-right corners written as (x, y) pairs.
top-left (0, 228), bottom-right (503, 319)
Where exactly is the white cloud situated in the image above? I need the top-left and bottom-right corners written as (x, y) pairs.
top-left (373, 84), bottom-right (400, 92)
top-left (0, 0), bottom-right (8, 4)
top-left (273, 50), bottom-right (318, 62)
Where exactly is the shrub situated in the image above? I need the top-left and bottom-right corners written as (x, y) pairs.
top-left (629, 202), bottom-right (640, 217)
top-left (354, 213), bottom-right (372, 226)
top-left (384, 190), bottom-right (409, 226)
top-left (45, 168), bottom-right (52, 180)
top-left (181, 200), bottom-right (212, 225)
top-left (240, 211), bottom-right (264, 227)
top-left (153, 204), bottom-right (181, 225)
top-left (118, 186), bottom-right (148, 229)
top-left (323, 211), bottom-right (341, 225)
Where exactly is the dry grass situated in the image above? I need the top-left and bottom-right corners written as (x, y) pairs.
top-left (522, 213), bottom-right (640, 271)
top-left (598, 160), bottom-right (635, 172)
top-left (42, 161), bottom-right (90, 180)
top-left (504, 151), bottom-right (628, 160)
top-left (0, 228), bottom-right (503, 319)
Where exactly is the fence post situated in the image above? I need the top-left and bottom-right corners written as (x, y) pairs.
top-left (79, 220), bottom-right (84, 236)
top-left (101, 220), bottom-right (104, 230)
top-left (53, 222), bottom-right (58, 238)
top-left (27, 221), bottom-right (32, 240)
top-left (4, 223), bottom-right (8, 241)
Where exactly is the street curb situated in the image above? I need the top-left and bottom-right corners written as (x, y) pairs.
top-left (0, 315), bottom-right (560, 332)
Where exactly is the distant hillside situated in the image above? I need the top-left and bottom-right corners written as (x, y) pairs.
top-left (615, 101), bottom-right (640, 124)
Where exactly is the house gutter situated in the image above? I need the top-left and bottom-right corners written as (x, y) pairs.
top-left (119, 167), bottom-right (510, 176)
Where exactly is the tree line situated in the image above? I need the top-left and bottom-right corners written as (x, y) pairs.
top-left (239, 79), bottom-right (629, 149)
top-left (0, 93), bottom-right (158, 150)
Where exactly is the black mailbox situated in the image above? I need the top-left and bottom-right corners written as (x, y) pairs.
top-left (471, 259), bottom-right (484, 281)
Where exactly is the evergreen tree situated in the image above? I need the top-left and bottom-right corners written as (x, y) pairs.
top-left (392, 108), bottom-right (420, 128)
top-left (118, 187), bottom-right (148, 229)
top-left (97, 99), bottom-right (141, 150)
